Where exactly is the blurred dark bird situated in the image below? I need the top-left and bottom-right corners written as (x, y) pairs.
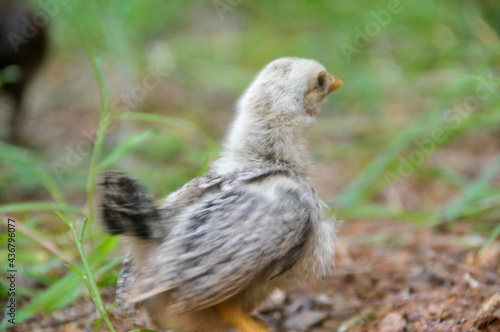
top-left (0, 0), bottom-right (48, 144)
top-left (98, 57), bottom-right (343, 332)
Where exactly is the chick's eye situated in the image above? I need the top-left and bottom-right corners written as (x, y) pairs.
top-left (317, 74), bottom-right (325, 88)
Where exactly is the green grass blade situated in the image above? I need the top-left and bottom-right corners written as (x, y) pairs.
top-left (56, 210), bottom-right (116, 331)
top-left (0, 143), bottom-right (65, 203)
top-left (66, 264), bottom-right (86, 278)
top-left (99, 129), bottom-right (160, 170)
top-left (454, 74), bottom-right (500, 85)
top-left (79, 217), bottom-right (89, 242)
top-left (440, 154), bottom-right (500, 223)
top-left (482, 223), bottom-right (500, 251)
top-left (84, 56), bottom-right (112, 225)
top-left (57, 1), bottom-right (113, 225)
top-left (335, 107), bottom-right (443, 207)
top-left (198, 154), bottom-right (210, 176)
top-left (55, 209), bottom-right (72, 226)
top-left (113, 112), bottom-right (219, 152)
top-left (0, 141), bottom-right (38, 165)
top-left (451, 193), bottom-right (500, 220)
top-left (36, 169), bottom-right (65, 204)
top-left (94, 256), bottom-right (123, 277)
top-left (93, 301), bottom-right (117, 332)
top-left (335, 97), bottom-right (500, 214)
top-left (0, 202), bottom-right (82, 214)
top-left (14, 236), bottom-right (117, 324)
top-left (113, 111), bottom-right (197, 130)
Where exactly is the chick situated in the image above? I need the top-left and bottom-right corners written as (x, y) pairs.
top-left (0, 1), bottom-right (48, 144)
top-left (98, 57), bottom-right (342, 332)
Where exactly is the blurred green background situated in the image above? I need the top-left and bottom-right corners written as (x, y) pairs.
top-left (1, 0), bottom-right (499, 327)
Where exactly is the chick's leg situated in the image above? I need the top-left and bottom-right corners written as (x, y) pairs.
top-left (216, 300), bottom-right (270, 332)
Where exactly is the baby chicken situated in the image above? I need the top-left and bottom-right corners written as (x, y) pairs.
top-left (98, 57), bottom-right (342, 332)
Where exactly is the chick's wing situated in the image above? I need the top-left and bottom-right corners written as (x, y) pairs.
top-left (128, 171), bottom-right (314, 311)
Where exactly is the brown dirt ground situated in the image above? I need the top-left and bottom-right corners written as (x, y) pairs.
top-left (13, 219), bottom-right (500, 332)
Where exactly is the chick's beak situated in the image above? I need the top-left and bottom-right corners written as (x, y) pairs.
top-left (327, 74), bottom-right (343, 93)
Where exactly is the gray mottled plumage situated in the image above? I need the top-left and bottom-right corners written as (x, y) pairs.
top-left (97, 57), bottom-right (342, 332)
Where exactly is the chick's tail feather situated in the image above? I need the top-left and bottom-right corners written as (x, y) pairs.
top-left (97, 171), bottom-right (163, 239)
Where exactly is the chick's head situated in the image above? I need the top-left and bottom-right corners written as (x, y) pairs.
top-left (240, 57), bottom-right (342, 121)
